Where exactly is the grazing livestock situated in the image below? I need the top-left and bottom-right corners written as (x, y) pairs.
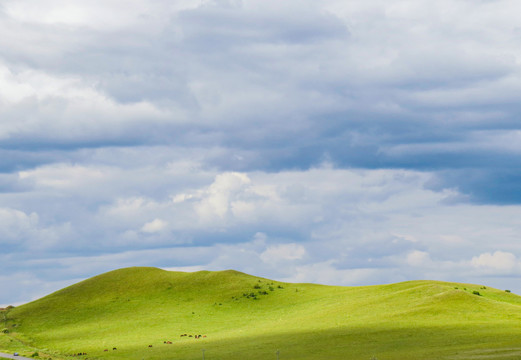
top-left (148, 345), bottom-right (153, 348)
top-left (113, 347), bottom-right (117, 350)
top-left (104, 349), bottom-right (108, 352)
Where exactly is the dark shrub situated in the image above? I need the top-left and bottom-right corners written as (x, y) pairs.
top-left (472, 291), bottom-right (481, 296)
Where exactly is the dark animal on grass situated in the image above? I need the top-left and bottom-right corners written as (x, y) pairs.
top-left (104, 349), bottom-right (108, 352)
top-left (148, 345), bottom-right (153, 348)
top-left (113, 347), bottom-right (117, 350)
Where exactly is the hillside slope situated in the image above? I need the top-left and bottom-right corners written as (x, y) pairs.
top-left (3, 267), bottom-right (521, 360)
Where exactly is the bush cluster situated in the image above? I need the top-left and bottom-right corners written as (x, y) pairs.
top-left (238, 281), bottom-right (286, 301)
top-left (242, 292), bottom-right (259, 300)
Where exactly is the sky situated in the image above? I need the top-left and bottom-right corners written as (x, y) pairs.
top-left (1, 0), bottom-right (521, 306)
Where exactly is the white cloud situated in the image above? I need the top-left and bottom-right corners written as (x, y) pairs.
top-left (0, 207), bottom-right (71, 250)
top-left (141, 219), bottom-right (167, 233)
top-left (19, 164), bottom-right (107, 189)
top-left (0, 62), bottom-right (176, 143)
top-left (195, 172), bottom-right (252, 220)
top-left (260, 243), bottom-right (307, 264)
top-left (406, 250), bottom-right (431, 267)
top-left (0, 208), bottom-right (39, 244)
top-left (2, 0), bottom-right (197, 30)
top-left (471, 251), bottom-right (520, 274)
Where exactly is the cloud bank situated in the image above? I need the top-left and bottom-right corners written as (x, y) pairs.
top-left (1, 0), bottom-right (521, 305)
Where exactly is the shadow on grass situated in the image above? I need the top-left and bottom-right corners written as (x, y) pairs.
top-left (47, 322), bottom-right (521, 360)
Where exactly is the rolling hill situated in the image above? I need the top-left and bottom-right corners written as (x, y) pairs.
top-left (2, 267), bottom-right (521, 360)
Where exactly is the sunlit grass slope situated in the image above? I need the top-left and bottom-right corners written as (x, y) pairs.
top-left (3, 267), bottom-right (521, 360)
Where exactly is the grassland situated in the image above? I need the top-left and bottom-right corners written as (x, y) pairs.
top-left (2, 267), bottom-right (521, 360)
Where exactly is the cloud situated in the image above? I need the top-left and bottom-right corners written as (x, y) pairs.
top-left (0, 208), bottom-right (39, 244)
top-left (2, 0), bottom-right (521, 305)
top-left (260, 243), bottom-right (307, 264)
top-left (141, 219), bottom-right (168, 234)
top-left (3, 160), bottom-right (521, 303)
top-left (0, 207), bottom-right (71, 251)
top-left (194, 172), bottom-right (252, 220)
top-left (471, 251), bottom-right (520, 274)
top-left (0, 0), bottom-right (519, 197)
top-left (406, 250), bottom-right (432, 267)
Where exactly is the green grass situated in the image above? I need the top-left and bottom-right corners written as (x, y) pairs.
top-left (2, 267), bottom-right (521, 360)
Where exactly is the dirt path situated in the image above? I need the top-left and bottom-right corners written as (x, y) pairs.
top-left (0, 352), bottom-right (34, 360)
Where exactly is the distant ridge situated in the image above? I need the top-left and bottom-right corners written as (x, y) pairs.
top-left (2, 267), bottom-right (521, 360)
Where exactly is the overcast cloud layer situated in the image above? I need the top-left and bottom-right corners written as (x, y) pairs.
top-left (2, 0), bottom-right (521, 306)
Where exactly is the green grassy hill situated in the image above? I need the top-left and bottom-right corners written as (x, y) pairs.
top-left (2, 267), bottom-right (521, 360)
